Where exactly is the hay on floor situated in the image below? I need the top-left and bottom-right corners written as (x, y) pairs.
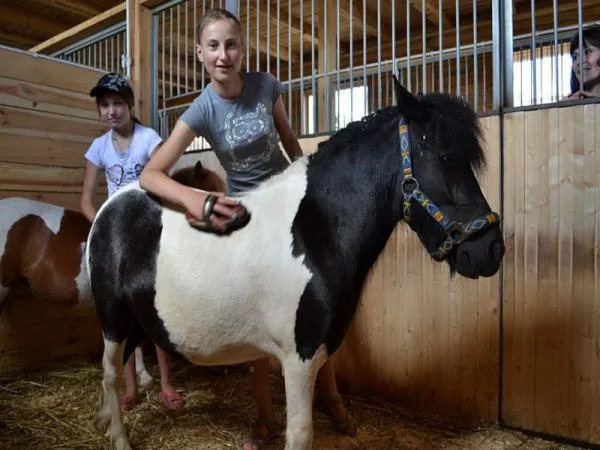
top-left (0, 358), bottom-right (578, 449)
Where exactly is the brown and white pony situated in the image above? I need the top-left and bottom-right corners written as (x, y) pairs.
top-left (0, 161), bottom-right (224, 385)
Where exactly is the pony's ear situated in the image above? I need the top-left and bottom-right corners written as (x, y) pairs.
top-left (393, 74), bottom-right (425, 121)
top-left (193, 161), bottom-right (206, 180)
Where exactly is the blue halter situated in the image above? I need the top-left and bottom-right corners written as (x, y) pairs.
top-left (399, 117), bottom-right (500, 261)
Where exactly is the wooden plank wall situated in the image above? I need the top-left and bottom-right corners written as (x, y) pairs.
top-left (0, 46), bottom-right (107, 375)
top-left (297, 116), bottom-right (502, 422)
top-left (502, 104), bottom-right (600, 444)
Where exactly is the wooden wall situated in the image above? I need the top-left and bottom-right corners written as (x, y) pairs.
top-left (0, 46), bottom-right (107, 375)
top-left (502, 103), bottom-right (600, 444)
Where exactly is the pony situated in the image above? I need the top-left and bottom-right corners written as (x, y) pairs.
top-left (0, 162), bottom-right (225, 388)
top-left (87, 78), bottom-right (504, 450)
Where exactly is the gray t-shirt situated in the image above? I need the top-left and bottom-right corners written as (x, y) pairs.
top-left (181, 71), bottom-right (290, 195)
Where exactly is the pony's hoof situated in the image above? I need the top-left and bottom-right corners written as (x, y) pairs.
top-left (113, 436), bottom-right (132, 450)
top-left (93, 415), bottom-right (109, 434)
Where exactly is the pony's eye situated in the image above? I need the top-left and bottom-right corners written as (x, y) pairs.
top-left (439, 153), bottom-right (460, 169)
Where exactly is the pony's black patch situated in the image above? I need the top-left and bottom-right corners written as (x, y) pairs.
top-left (89, 190), bottom-right (178, 362)
top-left (292, 108), bottom-right (403, 359)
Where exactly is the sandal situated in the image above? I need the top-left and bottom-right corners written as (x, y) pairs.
top-left (119, 395), bottom-right (138, 412)
top-left (157, 390), bottom-right (185, 411)
top-left (185, 194), bottom-right (250, 235)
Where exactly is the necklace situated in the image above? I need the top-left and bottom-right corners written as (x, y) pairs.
top-left (112, 126), bottom-right (133, 154)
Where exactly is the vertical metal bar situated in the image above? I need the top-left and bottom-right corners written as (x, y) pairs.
top-left (177, 4), bottom-right (181, 96)
top-left (465, 55), bottom-right (469, 103)
top-left (438, 0), bottom-right (443, 91)
top-left (337, 0), bottom-right (340, 128)
top-left (391, 0), bottom-right (395, 83)
top-left (162, 11), bottom-right (166, 135)
top-left (492, 0), bottom-right (513, 109)
top-left (455, 0), bottom-right (460, 96)
top-left (377, 0), bottom-right (381, 108)
top-left (267, 0), bottom-right (271, 73)
top-left (151, 13), bottom-right (159, 129)
top-left (483, 52), bottom-right (487, 109)
top-left (325, 0), bottom-right (330, 130)
top-left (363, 0), bottom-right (367, 112)
top-left (553, 0), bottom-right (558, 100)
top-left (577, 0), bottom-right (584, 93)
top-left (185, 0), bottom-right (188, 94)
top-left (300, 0), bottom-right (304, 134)
top-left (193, 0), bottom-right (197, 91)
top-left (311, 0), bottom-right (316, 133)
top-left (111, 36), bottom-right (115, 72)
top-left (202, 0), bottom-right (206, 89)
top-left (349, 0), bottom-right (353, 121)
top-left (530, 0), bottom-right (536, 104)
top-left (288, 0), bottom-right (292, 129)
top-left (246, 0), bottom-right (250, 70)
top-left (117, 33), bottom-right (120, 71)
top-left (406, 0), bottom-right (411, 91)
top-left (276, 0), bottom-right (280, 81)
top-left (256, 0), bottom-right (260, 71)
top-left (421, 0), bottom-right (426, 94)
top-left (473, 0), bottom-right (478, 110)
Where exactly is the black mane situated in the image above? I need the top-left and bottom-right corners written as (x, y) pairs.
top-left (313, 92), bottom-right (486, 173)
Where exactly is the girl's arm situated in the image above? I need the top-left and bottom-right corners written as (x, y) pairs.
top-left (80, 162), bottom-right (101, 222)
top-left (140, 120), bottom-right (244, 230)
top-left (273, 97), bottom-right (303, 161)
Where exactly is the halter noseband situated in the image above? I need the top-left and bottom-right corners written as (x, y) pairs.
top-left (399, 117), bottom-right (500, 261)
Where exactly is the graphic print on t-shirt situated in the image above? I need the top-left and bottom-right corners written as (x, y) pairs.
top-left (107, 162), bottom-right (144, 192)
top-left (224, 103), bottom-right (278, 171)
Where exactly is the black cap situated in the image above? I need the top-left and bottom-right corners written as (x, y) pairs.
top-left (89, 72), bottom-right (133, 98)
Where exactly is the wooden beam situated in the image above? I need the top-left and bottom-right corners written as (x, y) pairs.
top-left (0, 31), bottom-right (39, 49)
top-left (29, 3), bottom-right (126, 54)
top-left (130, 0), bottom-right (153, 125)
top-left (318, 1), bottom-right (337, 133)
top-left (246, 5), bottom-right (298, 62)
top-left (338, 0), bottom-right (379, 36)
top-left (408, 0), bottom-right (452, 29)
top-left (34, 0), bottom-right (102, 19)
top-left (0, 6), bottom-right (66, 37)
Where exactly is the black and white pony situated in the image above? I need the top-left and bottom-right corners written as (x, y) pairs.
top-left (87, 78), bottom-right (504, 450)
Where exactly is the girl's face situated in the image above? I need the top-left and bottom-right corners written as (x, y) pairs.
top-left (98, 93), bottom-right (132, 129)
top-left (572, 42), bottom-right (600, 90)
top-left (197, 18), bottom-right (243, 84)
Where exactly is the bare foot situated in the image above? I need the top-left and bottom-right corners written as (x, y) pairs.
top-left (157, 389), bottom-right (185, 411)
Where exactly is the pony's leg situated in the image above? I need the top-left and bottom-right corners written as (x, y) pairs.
top-left (316, 359), bottom-right (357, 436)
top-left (95, 339), bottom-right (131, 450)
top-left (281, 354), bottom-right (324, 450)
top-left (134, 346), bottom-right (153, 389)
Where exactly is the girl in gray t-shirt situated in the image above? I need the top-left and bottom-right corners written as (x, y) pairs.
top-left (140, 7), bottom-right (356, 449)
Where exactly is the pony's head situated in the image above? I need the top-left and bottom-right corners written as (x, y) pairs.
top-left (393, 76), bottom-right (504, 278)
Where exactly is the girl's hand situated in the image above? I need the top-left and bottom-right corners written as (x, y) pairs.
top-left (183, 189), bottom-right (250, 234)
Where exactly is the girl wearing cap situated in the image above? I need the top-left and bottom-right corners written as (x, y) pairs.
top-left (139, 8), bottom-right (356, 449)
top-left (81, 72), bottom-right (184, 411)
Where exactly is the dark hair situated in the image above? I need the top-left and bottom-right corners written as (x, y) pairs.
top-left (196, 8), bottom-right (242, 44)
top-left (569, 25), bottom-right (600, 94)
top-left (91, 73), bottom-right (142, 125)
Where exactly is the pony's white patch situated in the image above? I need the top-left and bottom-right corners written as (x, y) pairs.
top-left (0, 198), bottom-right (64, 259)
top-left (75, 243), bottom-right (92, 305)
top-left (152, 161), bottom-right (313, 364)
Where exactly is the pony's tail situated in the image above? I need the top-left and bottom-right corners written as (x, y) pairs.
top-left (123, 320), bottom-right (145, 365)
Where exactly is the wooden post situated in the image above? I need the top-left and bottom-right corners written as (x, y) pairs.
top-left (317, 1), bottom-right (336, 133)
top-left (128, 0), bottom-right (153, 126)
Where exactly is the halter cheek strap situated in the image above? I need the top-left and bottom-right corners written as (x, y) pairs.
top-left (399, 117), bottom-right (500, 261)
